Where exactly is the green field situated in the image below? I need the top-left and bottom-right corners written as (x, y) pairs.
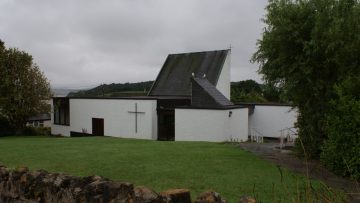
top-left (0, 136), bottom-right (330, 202)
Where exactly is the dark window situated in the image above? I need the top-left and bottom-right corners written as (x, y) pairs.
top-left (53, 98), bottom-right (70, 125)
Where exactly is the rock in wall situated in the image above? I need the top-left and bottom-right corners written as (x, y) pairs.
top-left (0, 166), bottom-right (135, 203)
top-left (0, 165), bottom-right (254, 203)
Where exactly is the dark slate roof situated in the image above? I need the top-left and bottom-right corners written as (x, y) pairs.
top-left (148, 49), bottom-right (229, 96)
top-left (191, 77), bottom-right (233, 107)
top-left (28, 113), bottom-right (51, 121)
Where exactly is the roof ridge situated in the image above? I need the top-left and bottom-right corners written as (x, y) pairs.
top-left (168, 49), bottom-right (229, 56)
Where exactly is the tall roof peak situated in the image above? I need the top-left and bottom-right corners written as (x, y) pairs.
top-left (167, 49), bottom-right (230, 56)
top-left (148, 49), bottom-right (229, 96)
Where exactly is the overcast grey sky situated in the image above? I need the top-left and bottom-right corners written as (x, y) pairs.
top-left (0, 0), bottom-right (268, 89)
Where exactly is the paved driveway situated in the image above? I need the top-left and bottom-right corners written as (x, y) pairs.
top-left (239, 142), bottom-right (360, 203)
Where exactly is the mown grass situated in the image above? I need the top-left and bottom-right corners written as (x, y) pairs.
top-left (0, 136), bottom-right (341, 202)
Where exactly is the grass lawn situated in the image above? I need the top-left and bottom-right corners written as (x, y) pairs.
top-left (0, 136), bottom-right (328, 202)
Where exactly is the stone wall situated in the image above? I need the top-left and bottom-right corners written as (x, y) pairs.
top-left (0, 165), bottom-right (255, 203)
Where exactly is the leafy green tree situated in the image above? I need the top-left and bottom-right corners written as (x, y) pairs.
top-left (231, 80), bottom-right (262, 94)
top-left (261, 83), bottom-right (284, 103)
top-left (0, 40), bottom-right (51, 134)
top-left (252, 0), bottom-right (360, 158)
top-left (230, 79), bottom-right (287, 103)
top-left (231, 80), bottom-right (266, 103)
top-left (231, 89), bottom-right (266, 103)
top-left (321, 76), bottom-right (360, 180)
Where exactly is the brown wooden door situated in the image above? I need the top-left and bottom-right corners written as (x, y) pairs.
top-left (92, 118), bottom-right (104, 136)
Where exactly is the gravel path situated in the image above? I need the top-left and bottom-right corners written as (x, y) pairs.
top-left (239, 142), bottom-right (360, 203)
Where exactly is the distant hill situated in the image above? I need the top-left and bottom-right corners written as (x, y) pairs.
top-left (52, 88), bottom-right (90, 97)
top-left (68, 81), bottom-right (154, 97)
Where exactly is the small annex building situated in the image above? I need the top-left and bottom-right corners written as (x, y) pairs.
top-left (51, 50), bottom-right (250, 142)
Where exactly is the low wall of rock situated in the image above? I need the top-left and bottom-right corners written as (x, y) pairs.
top-left (0, 165), bottom-right (255, 203)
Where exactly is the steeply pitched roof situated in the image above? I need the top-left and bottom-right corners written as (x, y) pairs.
top-left (28, 113), bottom-right (51, 121)
top-left (148, 49), bottom-right (229, 96)
top-left (191, 77), bottom-right (233, 107)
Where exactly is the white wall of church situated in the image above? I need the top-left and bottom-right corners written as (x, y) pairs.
top-left (175, 107), bottom-right (248, 142)
top-left (51, 124), bottom-right (71, 136)
top-left (215, 52), bottom-right (231, 99)
top-left (249, 105), bottom-right (298, 138)
top-left (228, 108), bottom-right (249, 142)
top-left (69, 99), bottom-right (157, 139)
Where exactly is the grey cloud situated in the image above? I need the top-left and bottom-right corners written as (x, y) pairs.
top-left (0, 0), bottom-right (268, 88)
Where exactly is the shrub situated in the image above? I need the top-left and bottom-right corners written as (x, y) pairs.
top-left (321, 78), bottom-right (360, 180)
top-left (36, 127), bottom-right (51, 136)
top-left (0, 116), bottom-right (14, 136)
top-left (22, 127), bottom-right (51, 136)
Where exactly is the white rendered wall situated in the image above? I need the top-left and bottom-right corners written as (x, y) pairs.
top-left (51, 124), bottom-right (70, 136)
top-left (175, 108), bottom-right (248, 142)
top-left (43, 120), bottom-right (51, 128)
top-left (215, 51), bottom-right (231, 99)
top-left (249, 105), bottom-right (298, 138)
top-left (228, 108), bottom-right (248, 142)
top-left (69, 99), bottom-right (157, 139)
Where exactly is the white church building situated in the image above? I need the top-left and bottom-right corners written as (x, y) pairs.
top-left (51, 50), bottom-right (297, 142)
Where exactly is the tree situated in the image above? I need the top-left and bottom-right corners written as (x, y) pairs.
top-left (262, 83), bottom-right (284, 103)
top-left (252, 0), bottom-right (360, 159)
top-left (231, 80), bottom-right (262, 94)
top-left (321, 76), bottom-right (360, 180)
top-left (230, 79), bottom-right (287, 103)
top-left (231, 80), bottom-right (266, 103)
top-left (0, 40), bottom-right (51, 134)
